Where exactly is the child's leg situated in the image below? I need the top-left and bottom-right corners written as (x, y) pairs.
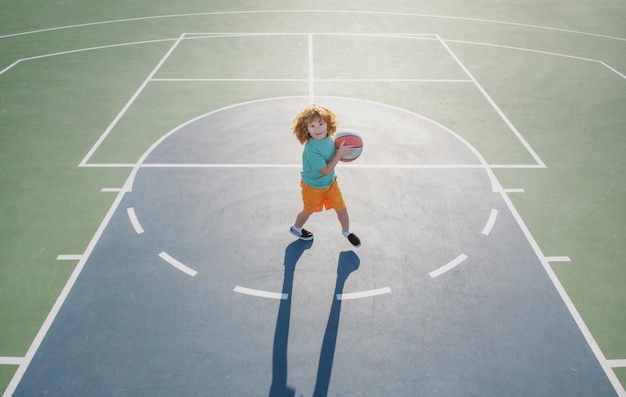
top-left (336, 208), bottom-right (350, 233)
top-left (336, 208), bottom-right (361, 247)
top-left (294, 210), bottom-right (312, 228)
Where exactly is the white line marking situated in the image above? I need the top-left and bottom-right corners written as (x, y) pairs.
top-left (489, 164), bottom-right (545, 169)
top-left (546, 256), bottom-right (571, 262)
top-left (601, 62), bottom-right (626, 79)
top-left (0, 60), bottom-right (22, 76)
top-left (503, 188), bottom-right (525, 193)
top-left (56, 255), bottom-right (83, 261)
top-left (482, 209), bottom-right (498, 235)
top-left (158, 252), bottom-right (198, 277)
top-left (152, 78), bottom-right (308, 82)
top-left (79, 34), bottom-right (186, 166)
top-left (100, 187), bottom-right (123, 192)
top-left (0, 357), bottom-right (24, 365)
top-left (437, 36), bottom-right (546, 167)
top-left (1, 11), bottom-right (622, 42)
top-left (608, 359), bottom-right (626, 368)
top-left (497, 182), bottom-right (625, 396)
top-left (429, 254), bottom-right (468, 278)
top-left (4, 187), bottom-right (131, 396)
top-left (79, 163), bottom-right (137, 168)
top-left (445, 38), bottom-right (626, 80)
top-left (77, 163), bottom-right (545, 169)
top-left (233, 286), bottom-right (288, 300)
top-left (150, 78), bottom-right (471, 83)
top-left (308, 33), bottom-right (314, 103)
top-left (0, 39), bottom-right (177, 76)
top-left (337, 287), bottom-right (391, 300)
top-left (126, 207), bottom-right (144, 234)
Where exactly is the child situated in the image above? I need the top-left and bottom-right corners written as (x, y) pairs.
top-left (289, 105), bottom-right (361, 247)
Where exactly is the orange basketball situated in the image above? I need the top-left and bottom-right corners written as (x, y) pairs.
top-left (334, 132), bottom-right (363, 162)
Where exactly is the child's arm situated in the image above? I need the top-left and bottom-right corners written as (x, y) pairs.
top-left (320, 141), bottom-right (355, 175)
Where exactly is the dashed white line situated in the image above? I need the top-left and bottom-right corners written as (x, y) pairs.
top-left (503, 188), bottom-right (525, 193)
top-left (233, 286), bottom-right (287, 300)
top-left (429, 254), bottom-right (468, 278)
top-left (337, 287), bottom-right (391, 300)
top-left (56, 255), bottom-right (83, 261)
top-left (607, 359), bottom-right (626, 368)
top-left (482, 209), bottom-right (498, 235)
top-left (126, 207), bottom-right (144, 234)
top-left (546, 256), bottom-right (571, 262)
top-left (158, 252), bottom-right (198, 277)
top-left (0, 357), bottom-right (24, 365)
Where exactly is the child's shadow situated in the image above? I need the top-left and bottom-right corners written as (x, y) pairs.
top-left (269, 240), bottom-right (360, 397)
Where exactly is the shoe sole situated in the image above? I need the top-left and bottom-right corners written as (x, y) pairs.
top-left (290, 229), bottom-right (314, 241)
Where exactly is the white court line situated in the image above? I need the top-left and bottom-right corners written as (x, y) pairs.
top-left (4, 188), bottom-right (131, 397)
top-left (429, 254), bottom-right (468, 278)
top-left (314, 78), bottom-right (472, 82)
top-left (0, 357), bottom-right (24, 365)
top-left (75, 163), bottom-right (546, 169)
top-left (233, 286), bottom-right (287, 300)
top-left (152, 78), bottom-right (308, 82)
top-left (126, 207), bottom-right (144, 234)
top-left (90, 163), bottom-right (527, 169)
top-left (151, 78), bottom-right (471, 83)
top-left (79, 34), bottom-right (186, 166)
top-left (56, 254), bottom-right (83, 261)
top-left (437, 36), bottom-right (545, 168)
top-left (158, 252), bottom-right (198, 277)
top-left (482, 209), bottom-right (498, 235)
top-left (608, 359), bottom-right (626, 368)
top-left (1, 11), bottom-right (623, 42)
top-left (0, 39), bottom-right (177, 76)
top-left (337, 287), bottom-right (391, 301)
top-left (308, 33), bottom-right (314, 103)
top-left (496, 183), bottom-right (625, 396)
top-left (546, 256), bottom-right (571, 262)
top-left (445, 39), bottom-right (626, 80)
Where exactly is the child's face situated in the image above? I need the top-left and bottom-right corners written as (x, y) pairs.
top-left (307, 117), bottom-right (328, 140)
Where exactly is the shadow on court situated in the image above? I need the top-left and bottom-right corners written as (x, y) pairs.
top-left (270, 240), bottom-right (360, 397)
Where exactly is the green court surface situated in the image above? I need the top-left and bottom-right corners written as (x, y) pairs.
top-left (1, 1), bottom-right (624, 396)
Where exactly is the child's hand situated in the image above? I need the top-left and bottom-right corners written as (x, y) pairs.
top-left (337, 140), bottom-right (356, 156)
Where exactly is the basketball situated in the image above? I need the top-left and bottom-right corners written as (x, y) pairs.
top-left (334, 132), bottom-right (363, 162)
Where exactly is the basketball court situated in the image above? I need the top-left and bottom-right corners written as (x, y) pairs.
top-left (1, 3), bottom-right (625, 396)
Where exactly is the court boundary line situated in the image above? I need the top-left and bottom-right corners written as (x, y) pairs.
top-left (3, 187), bottom-right (132, 396)
top-left (445, 39), bottom-right (626, 79)
top-left (1, 10), bottom-right (624, 42)
top-left (0, 38), bottom-right (178, 76)
top-left (496, 178), bottom-right (625, 396)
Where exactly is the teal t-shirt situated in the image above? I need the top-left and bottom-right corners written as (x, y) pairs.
top-left (301, 137), bottom-right (336, 188)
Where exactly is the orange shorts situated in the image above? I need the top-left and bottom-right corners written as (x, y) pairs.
top-left (301, 178), bottom-right (346, 213)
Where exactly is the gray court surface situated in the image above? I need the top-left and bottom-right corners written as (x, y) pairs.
top-left (14, 98), bottom-right (616, 396)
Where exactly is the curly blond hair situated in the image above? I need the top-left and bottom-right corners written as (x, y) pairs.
top-left (292, 105), bottom-right (338, 144)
